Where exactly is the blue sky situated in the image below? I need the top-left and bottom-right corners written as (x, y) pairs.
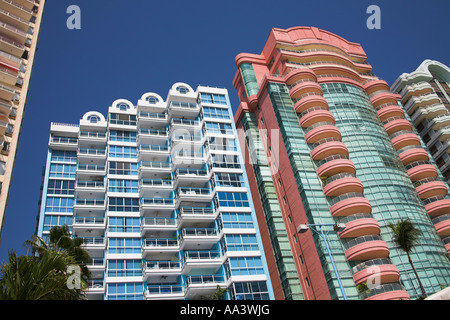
top-left (0, 0), bottom-right (449, 262)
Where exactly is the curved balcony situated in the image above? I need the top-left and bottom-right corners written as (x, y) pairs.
top-left (293, 94), bottom-right (328, 114)
top-left (398, 146), bottom-right (429, 165)
top-left (423, 196), bottom-right (450, 218)
top-left (352, 258), bottom-right (400, 286)
top-left (364, 80), bottom-right (390, 97)
top-left (322, 173), bottom-right (364, 197)
top-left (337, 213), bottom-right (380, 238)
top-left (299, 107), bottom-right (335, 128)
top-left (344, 235), bottom-right (389, 261)
top-left (310, 138), bottom-right (349, 160)
top-left (284, 67), bottom-right (317, 85)
top-left (389, 130), bottom-right (421, 150)
top-left (405, 161), bottom-right (438, 181)
top-left (376, 105), bottom-right (405, 122)
top-left (361, 283), bottom-right (409, 300)
top-left (316, 156), bottom-right (356, 178)
top-left (432, 214), bottom-right (450, 238)
top-left (383, 117), bottom-right (412, 135)
top-left (304, 123), bottom-right (341, 144)
top-left (414, 178), bottom-right (448, 199)
top-left (370, 92), bottom-right (400, 108)
top-left (329, 192), bottom-right (372, 217)
top-left (289, 80), bottom-right (322, 99)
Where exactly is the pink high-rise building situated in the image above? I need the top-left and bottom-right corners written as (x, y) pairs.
top-left (232, 26), bottom-right (450, 300)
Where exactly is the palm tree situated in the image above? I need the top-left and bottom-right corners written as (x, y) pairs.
top-left (388, 218), bottom-right (426, 299)
top-left (28, 225), bottom-right (92, 280)
top-left (0, 225), bottom-right (92, 300)
top-left (0, 249), bottom-right (85, 300)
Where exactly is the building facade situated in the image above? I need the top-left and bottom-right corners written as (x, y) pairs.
top-left (36, 83), bottom-right (274, 300)
top-left (232, 27), bottom-right (450, 300)
top-left (391, 60), bottom-right (450, 184)
top-left (0, 0), bottom-right (45, 241)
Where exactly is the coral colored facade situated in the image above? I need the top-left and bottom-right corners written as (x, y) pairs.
top-left (233, 27), bottom-right (450, 300)
top-left (0, 0), bottom-right (45, 242)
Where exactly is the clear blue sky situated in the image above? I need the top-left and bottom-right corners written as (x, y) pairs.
top-left (0, 0), bottom-right (449, 262)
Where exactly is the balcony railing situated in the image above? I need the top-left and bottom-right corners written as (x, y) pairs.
top-left (77, 164), bottom-right (106, 171)
top-left (139, 160), bottom-right (171, 170)
top-left (183, 250), bottom-right (222, 261)
top-left (177, 187), bottom-right (211, 196)
top-left (140, 179), bottom-right (173, 187)
top-left (74, 198), bottom-right (105, 206)
top-left (328, 192), bottom-right (365, 206)
top-left (359, 282), bottom-right (406, 300)
top-left (179, 207), bottom-right (215, 216)
top-left (352, 258), bottom-right (394, 274)
top-left (140, 197), bottom-right (175, 206)
top-left (143, 238), bottom-right (179, 248)
top-left (51, 136), bottom-right (78, 144)
top-left (142, 217), bottom-right (177, 227)
top-left (185, 275), bottom-right (225, 287)
top-left (169, 101), bottom-right (198, 110)
top-left (145, 285), bottom-right (184, 296)
top-left (343, 234), bottom-right (383, 250)
top-left (181, 227), bottom-right (219, 238)
top-left (139, 128), bottom-right (168, 137)
top-left (323, 172), bottom-right (357, 186)
top-left (73, 217), bottom-right (105, 225)
top-left (76, 180), bottom-right (105, 188)
top-left (138, 111), bottom-right (168, 120)
top-left (171, 118), bottom-right (201, 126)
top-left (175, 168), bottom-right (208, 177)
top-left (139, 144), bottom-right (169, 152)
top-left (78, 148), bottom-right (106, 156)
top-left (143, 260), bottom-right (181, 271)
top-left (79, 131), bottom-right (106, 139)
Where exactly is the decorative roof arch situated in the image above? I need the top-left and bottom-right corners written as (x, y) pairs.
top-left (81, 111), bottom-right (106, 123)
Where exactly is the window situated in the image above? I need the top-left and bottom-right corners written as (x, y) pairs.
top-left (200, 93), bottom-right (227, 105)
top-left (108, 238), bottom-right (141, 254)
top-left (51, 150), bottom-right (76, 163)
top-left (217, 192), bottom-right (249, 207)
top-left (231, 281), bottom-right (269, 300)
top-left (108, 179), bottom-right (139, 193)
top-left (108, 217), bottom-right (140, 233)
top-left (225, 234), bottom-right (259, 251)
top-left (221, 212), bottom-right (254, 229)
top-left (229, 257), bottom-right (264, 276)
top-left (205, 122), bottom-right (233, 135)
top-left (117, 102), bottom-right (130, 111)
top-left (109, 113), bottom-right (136, 126)
top-left (45, 197), bottom-right (74, 213)
top-left (108, 197), bottom-right (140, 212)
top-left (0, 161), bottom-right (6, 175)
top-left (49, 163), bottom-right (76, 178)
top-left (109, 146), bottom-right (137, 158)
top-left (211, 154), bottom-right (241, 169)
top-left (202, 106), bottom-right (230, 119)
top-left (208, 137), bottom-right (237, 151)
top-left (146, 96), bottom-right (159, 104)
top-left (47, 180), bottom-right (74, 195)
top-left (109, 162), bottom-right (138, 175)
top-left (108, 260), bottom-right (142, 277)
top-left (215, 173), bottom-right (245, 188)
top-left (107, 282), bottom-right (143, 300)
top-left (87, 115), bottom-right (100, 123)
top-left (109, 130), bottom-right (137, 142)
top-left (43, 215), bottom-right (72, 231)
top-left (176, 86), bottom-right (189, 94)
